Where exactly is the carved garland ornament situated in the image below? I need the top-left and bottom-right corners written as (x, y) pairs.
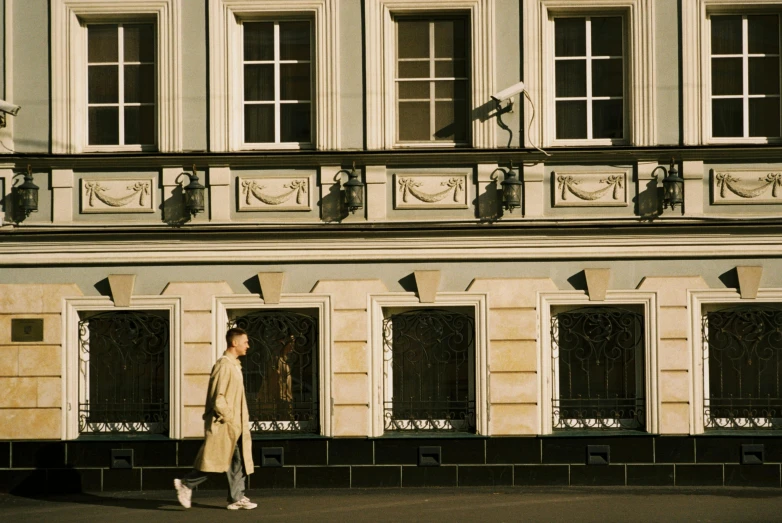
top-left (398, 177), bottom-right (464, 204)
top-left (241, 179), bottom-right (308, 206)
top-left (84, 181), bottom-right (151, 208)
top-left (715, 173), bottom-right (782, 200)
top-left (557, 175), bottom-right (624, 202)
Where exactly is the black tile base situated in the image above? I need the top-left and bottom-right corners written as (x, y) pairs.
top-left (329, 439), bottom-right (374, 465)
top-left (513, 465), bottom-right (569, 486)
top-left (458, 465), bottom-right (513, 486)
top-left (627, 465), bottom-right (674, 486)
top-left (486, 438), bottom-right (540, 464)
top-left (570, 465), bottom-right (625, 486)
top-left (675, 464), bottom-right (723, 486)
top-left (295, 466), bottom-right (350, 488)
top-left (402, 466), bottom-right (457, 487)
top-left (141, 468), bottom-right (191, 490)
top-left (725, 465), bottom-right (781, 488)
top-left (48, 468), bottom-right (102, 494)
top-left (102, 469), bottom-right (141, 491)
top-left (351, 466), bottom-right (401, 488)
top-left (251, 467), bottom-right (295, 489)
top-left (655, 437), bottom-right (694, 463)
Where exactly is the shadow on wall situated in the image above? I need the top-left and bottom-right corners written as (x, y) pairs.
top-left (161, 184), bottom-right (190, 227)
top-left (320, 182), bottom-right (349, 223)
top-left (635, 175), bottom-right (664, 221)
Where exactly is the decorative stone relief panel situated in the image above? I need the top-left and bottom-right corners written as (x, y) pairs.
top-left (553, 172), bottom-right (628, 207)
top-left (393, 174), bottom-right (469, 210)
top-left (80, 178), bottom-right (155, 213)
top-left (238, 175), bottom-right (312, 212)
top-left (712, 170), bottom-right (782, 205)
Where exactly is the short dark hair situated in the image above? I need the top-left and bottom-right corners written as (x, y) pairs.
top-left (226, 327), bottom-right (247, 348)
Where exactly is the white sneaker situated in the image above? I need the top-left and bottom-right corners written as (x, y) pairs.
top-left (227, 496), bottom-right (258, 510)
top-left (173, 479), bottom-right (192, 509)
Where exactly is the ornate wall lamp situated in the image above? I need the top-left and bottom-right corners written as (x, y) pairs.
top-left (14, 165), bottom-right (39, 219)
top-left (653, 159), bottom-right (684, 211)
top-left (501, 161), bottom-right (522, 213)
top-left (182, 165), bottom-right (205, 217)
top-left (336, 162), bottom-right (364, 214)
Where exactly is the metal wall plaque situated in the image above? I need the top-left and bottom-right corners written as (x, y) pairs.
top-left (11, 318), bottom-right (44, 342)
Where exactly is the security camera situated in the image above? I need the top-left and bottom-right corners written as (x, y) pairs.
top-left (0, 99), bottom-right (21, 116)
top-left (491, 81), bottom-right (526, 104)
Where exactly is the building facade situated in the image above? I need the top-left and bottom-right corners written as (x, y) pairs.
top-left (3, 0), bottom-right (782, 492)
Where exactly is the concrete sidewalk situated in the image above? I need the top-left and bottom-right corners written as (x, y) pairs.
top-left (1, 487), bottom-right (781, 522)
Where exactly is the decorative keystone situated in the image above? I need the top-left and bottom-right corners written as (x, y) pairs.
top-left (737, 266), bottom-right (763, 299)
top-left (413, 270), bottom-right (441, 304)
top-left (584, 269), bottom-right (611, 302)
top-left (108, 274), bottom-right (136, 307)
top-left (258, 272), bottom-right (285, 304)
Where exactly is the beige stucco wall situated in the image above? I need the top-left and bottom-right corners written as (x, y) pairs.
top-left (0, 284), bottom-right (82, 439)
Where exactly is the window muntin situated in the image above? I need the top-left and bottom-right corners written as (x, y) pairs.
top-left (710, 14), bottom-right (781, 139)
top-left (551, 306), bottom-right (645, 431)
top-left (383, 308), bottom-right (475, 433)
top-left (554, 16), bottom-right (625, 142)
top-left (87, 23), bottom-right (156, 148)
top-left (703, 305), bottom-right (782, 430)
top-left (78, 310), bottom-right (169, 435)
top-left (395, 18), bottom-right (469, 145)
top-left (231, 309), bottom-right (319, 434)
top-left (242, 21), bottom-right (313, 146)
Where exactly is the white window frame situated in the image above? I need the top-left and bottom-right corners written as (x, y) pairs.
top-left (538, 290), bottom-right (659, 435)
top-left (369, 292), bottom-right (488, 437)
top-left (51, 0), bottom-right (182, 154)
top-left (522, 0), bottom-right (656, 148)
top-left (86, 22), bottom-right (157, 149)
top-left (62, 296), bottom-right (183, 440)
top-left (365, 0), bottom-right (496, 150)
top-left (241, 20), bottom-right (314, 148)
top-left (683, 0), bottom-right (782, 145)
top-left (213, 294), bottom-right (332, 437)
top-left (209, 0), bottom-right (340, 152)
top-left (689, 288), bottom-right (782, 434)
top-left (551, 15), bottom-right (628, 145)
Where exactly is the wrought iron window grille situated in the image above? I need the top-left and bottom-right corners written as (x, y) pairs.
top-left (383, 308), bottom-right (476, 433)
top-left (78, 310), bottom-right (170, 435)
top-left (231, 309), bottom-right (319, 434)
top-left (551, 306), bottom-right (645, 431)
top-left (703, 305), bottom-right (782, 430)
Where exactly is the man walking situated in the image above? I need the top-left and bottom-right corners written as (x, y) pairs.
top-left (174, 327), bottom-right (256, 510)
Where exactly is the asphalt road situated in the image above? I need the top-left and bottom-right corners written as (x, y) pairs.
top-left (1, 487), bottom-right (782, 522)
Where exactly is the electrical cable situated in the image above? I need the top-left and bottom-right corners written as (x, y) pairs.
top-left (523, 89), bottom-right (551, 157)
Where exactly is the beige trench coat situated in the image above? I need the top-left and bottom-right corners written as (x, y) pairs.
top-left (192, 352), bottom-right (254, 474)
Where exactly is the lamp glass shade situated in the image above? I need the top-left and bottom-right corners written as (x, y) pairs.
top-left (183, 174), bottom-right (205, 215)
top-left (501, 171), bottom-right (522, 211)
top-left (343, 171), bottom-right (364, 213)
top-left (17, 174), bottom-right (39, 215)
top-left (662, 168), bottom-right (684, 210)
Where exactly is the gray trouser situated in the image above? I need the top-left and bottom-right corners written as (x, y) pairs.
top-left (182, 439), bottom-right (246, 503)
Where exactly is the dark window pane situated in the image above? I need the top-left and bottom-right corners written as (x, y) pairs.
top-left (712, 98), bottom-right (743, 137)
top-left (749, 15), bottom-right (780, 54)
top-left (244, 64), bottom-right (274, 101)
top-left (280, 63), bottom-right (311, 101)
top-left (399, 81), bottom-right (430, 100)
top-left (281, 103), bottom-right (311, 142)
top-left (124, 105), bottom-right (155, 145)
top-left (711, 15), bottom-right (742, 55)
top-left (749, 57), bottom-right (780, 95)
top-left (398, 20), bottom-right (429, 59)
top-left (750, 98), bottom-right (781, 137)
top-left (244, 22), bottom-right (274, 61)
top-left (591, 17), bottom-right (623, 56)
top-left (434, 19), bottom-right (466, 59)
top-left (398, 101), bottom-right (430, 141)
top-left (435, 60), bottom-right (466, 78)
top-left (556, 100), bottom-right (587, 139)
top-left (124, 64), bottom-right (155, 103)
top-left (593, 99), bottom-right (624, 139)
top-left (280, 21), bottom-right (311, 61)
top-left (124, 23), bottom-right (155, 62)
top-left (244, 104), bottom-right (274, 143)
top-left (88, 65), bottom-right (119, 103)
top-left (88, 107), bottom-right (119, 145)
top-left (398, 61), bottom-right (429, 79)
top-left (555, 18), bottom-right (585, 57)
top-left (556, 60), bottom-right (586, 97)
top-left (434, 100), bottom-right (467, 141)
top-left (435, 81), bottom-right (466, 99)
top-left (592, 59), bottom-right (623, 97)
top-left (712, 58), bottom-right (743, 95)
top-left (88, 25), bottom-right (118, 63)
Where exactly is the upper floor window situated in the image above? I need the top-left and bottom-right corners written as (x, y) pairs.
top-left (703, 305), bottom-right (782, 430)
top-left (554, 16), bottom-right (626, 144)
top-left (710, 14), bottom-right (781, 140)
top-left (242, 21), bottom-right (313, 146)
top-left (87, 24), bottom-right (156, 149)
top-left (395, 18), bottom-right (469, 145)
top-left (551, 306), bottom-right (645, 431)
